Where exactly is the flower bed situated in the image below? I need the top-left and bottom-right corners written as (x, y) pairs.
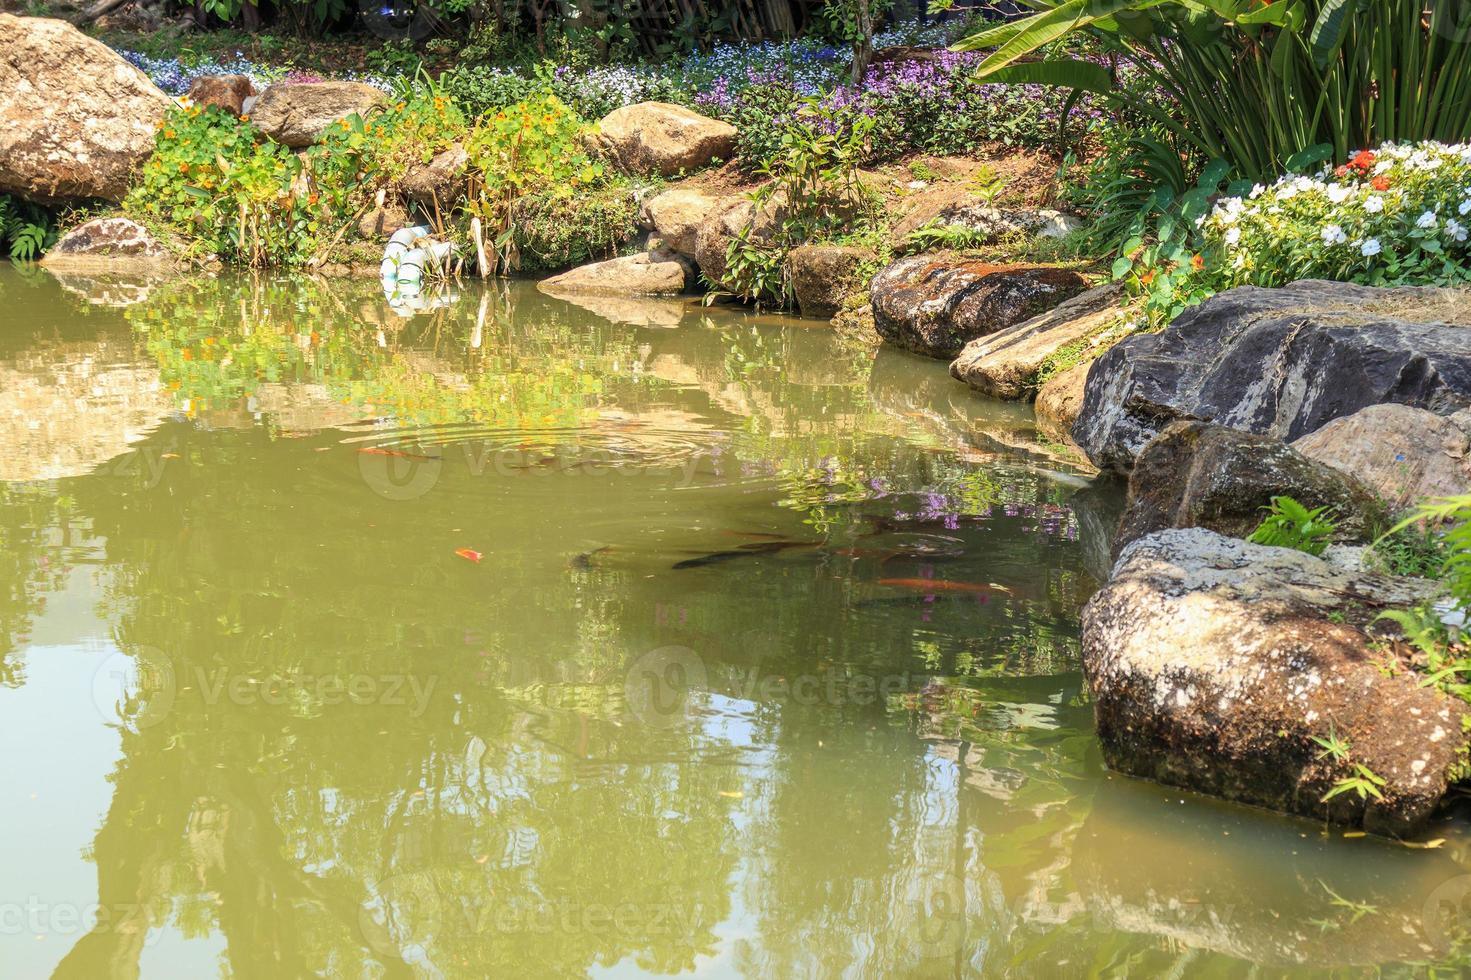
top-left (1200, 141), bottom-right (1471, 288)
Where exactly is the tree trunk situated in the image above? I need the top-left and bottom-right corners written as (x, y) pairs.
top-left (851, 0), bottom-right (874, 86)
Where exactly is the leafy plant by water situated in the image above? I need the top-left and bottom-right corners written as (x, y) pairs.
top-left (1247, 496), bottom-right (1338, 557)
top-left (957, 0), bottom-right (1471, 180)
top-left (719, 98), bottom-right (878, 308)
top-left (0, 195), bottom-right (56, 262)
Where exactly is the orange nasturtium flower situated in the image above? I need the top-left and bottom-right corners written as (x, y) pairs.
top-left (1190, 253), bottom-right (1205, 272)
top-left (1139, 269), bottom-right (1156, 286)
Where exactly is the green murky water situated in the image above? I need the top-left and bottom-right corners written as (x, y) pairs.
top-left (2, 265), bottom-right (1471, 978)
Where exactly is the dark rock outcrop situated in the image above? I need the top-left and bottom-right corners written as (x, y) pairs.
top-left (1072, 281), bottom-right (1471, 472)
top-left (870, 256), bottom-right (1089, 359)
top-left (1113, 421), bottom-right (1386, 557)
top-left (1083, 527), bottom-right (1462, 836)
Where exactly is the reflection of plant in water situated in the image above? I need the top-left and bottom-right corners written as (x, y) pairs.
top-left (776, 461), bottom-right (884, 534)
top-left (125, 277), bottom-right (667, 432)
top-left (0, 484), bottom-right (81, 682)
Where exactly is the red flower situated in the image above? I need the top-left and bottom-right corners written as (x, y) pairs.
top-left (1349, 150), bottom-right (1376, 171)
top-left (1334, 165), bottom-right (1350, 178)
top-left (1371, 175), bottom-right (1391, 191)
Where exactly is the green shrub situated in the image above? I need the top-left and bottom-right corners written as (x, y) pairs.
top-left (437, 65), bottom-right (547, 119)
top-left (510, 184), bottom-right (640, 272)
top-left (0, 195), bottom-right (56, 261)
top-left (960, 0), bottom-right (1471, 181)
top-left (731, 82), bottom-right (804, 172)
top-left (463, 93), bottom-right (605, 274)
top-left (1199, 142), bottom-right (1471, 290)
top-left (721, 99), bottom-right (879, 308)
top-left (1247, 496), bottom-right (1338, 557)
top-left (126, 104), bottom-right (385, 266)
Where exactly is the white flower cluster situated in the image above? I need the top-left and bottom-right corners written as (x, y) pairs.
top-left (1200, 141), bottom-right (1471, 285)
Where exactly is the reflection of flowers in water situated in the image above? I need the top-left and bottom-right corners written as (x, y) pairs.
top-left (890, 493), bottom-right (1080, 541)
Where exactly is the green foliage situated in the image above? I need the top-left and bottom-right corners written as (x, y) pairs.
top-left (1198, 143), bottom-right (1471, 293)
top-left (436, 65), bottom-right (547, 118)
top-left (1322, 763), bottom-right (1387, 803)
top-left (720, 99), bottom-right (878, 308)
top-left (1247, 496), bottom-right (1338, 557)
top-left (1310, 727), bottom-right (1386, 805)
top-left (1108, 158), bottom-right (1232, 323)
top-left (812, 0), bottom-right (892, 44)
top-left (956, 0), bottom-right (1471, 181)
top-left (1064, 120), bottom-right (1199, 253)
top-left (1391, 495), bottom-right (1471, 611)
top-left (1370, 521), bottom-right (1449, 579)
top-left (968, 164), bottom-right (1006, 205)
top-left (900, 221), bottom-right (993, 253)
top-left (0, 195), bottom-right (57, 262)
top-left (1311, 727), bottom-right (1350, 763)
top-left (510, 183), bottom-right (640, 272)
top-left (126, 105), bottom-right (383, 266)
top-left (731, 82), bottom-right (805, 171)
top-left (463, 93), bottom-right (604, 273)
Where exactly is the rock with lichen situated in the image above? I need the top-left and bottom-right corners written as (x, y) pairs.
top-left (1082, 527), bottom-right (1465, 837)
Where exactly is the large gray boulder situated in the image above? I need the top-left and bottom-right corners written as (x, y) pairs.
top-left (1073, 281), bottom-right (1471, 472)
top-left (1291, 404), bottom-right (1471, 510)
top-left (950, 281), bottom-right (1128, 399)
top-left (870, 256), bottom-right (1089, 359)
top-left (1113, 421), bottom-right (1387, 557)
top-left (249, 81), bottom-right (386, 148)
top-left (0, 14), bottom-right (172, 202)
top-left (1083, 528), bottom-right (1463, 836)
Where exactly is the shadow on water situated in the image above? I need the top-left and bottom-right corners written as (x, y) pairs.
top-left (0, 265), bottom-right (1467, 977)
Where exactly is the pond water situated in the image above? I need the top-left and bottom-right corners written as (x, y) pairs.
top-left (2, 265), bottom-right (1470, 978)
